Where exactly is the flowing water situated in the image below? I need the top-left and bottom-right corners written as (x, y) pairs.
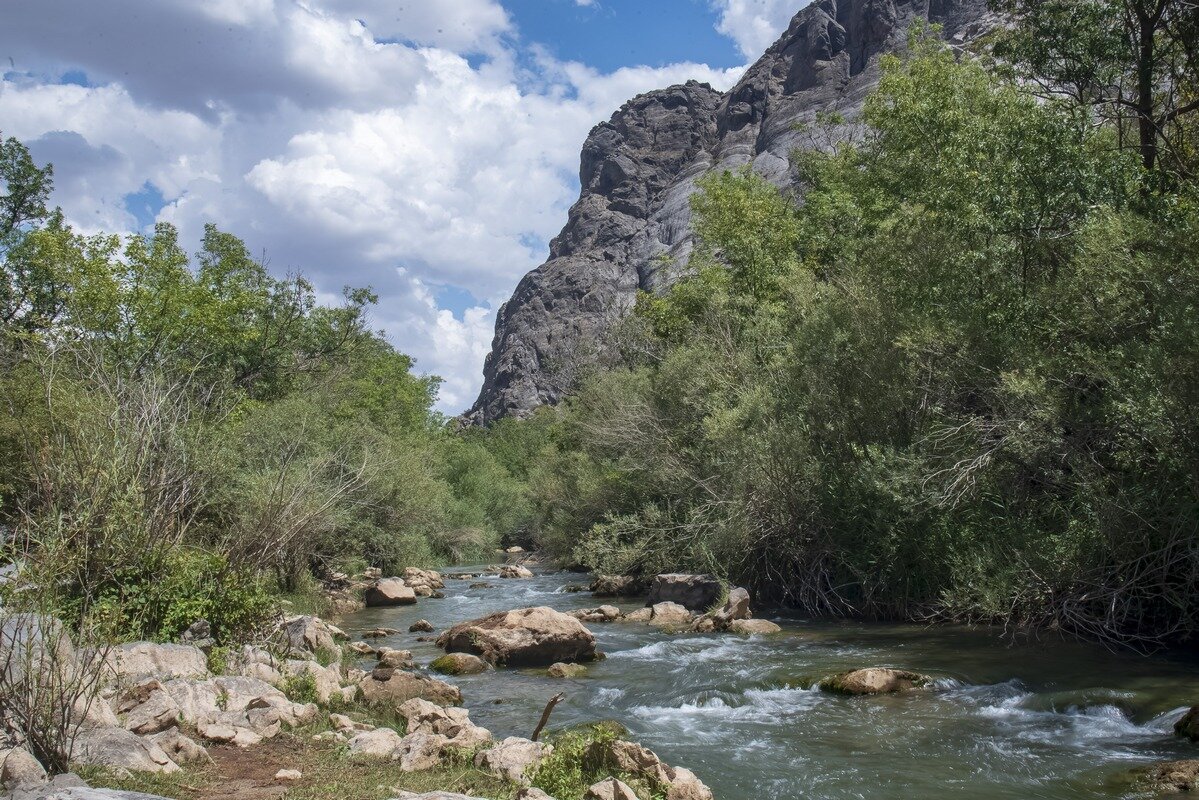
top-left (339, 568), bottom-right (1199, 800)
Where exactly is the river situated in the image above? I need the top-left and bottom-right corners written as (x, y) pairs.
top-left (338, 567), bottom-right (1199, 800)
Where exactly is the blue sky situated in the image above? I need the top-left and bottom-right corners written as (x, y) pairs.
top-left (505, 0), bottom-right (746, 73)
top-left (0, 0), bottom-right (801, 411)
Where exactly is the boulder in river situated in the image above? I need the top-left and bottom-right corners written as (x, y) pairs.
top-left (590, 575), bottom-right (648, 597)
top-left (727, 619), bottom-right (781, 635)
top-left (1175, 706), bottom-right (1199, 741)
top-left (646, 574), bottom-right (723, 612)
top-left (499, 565), bottom-right (534, 579)
top-left (430, 653), bottom-right (491, 675)
top-left (819, 668), bottom-right (931, 695)
top-left (547, 662), bottom-right (587, 678)
top-left (377, 648), bottom-right (416, 669)
top-left (402, 568), bottom-right (445, 597)
top-left (436, 607), bottom-right (596, 666)
top-left (1130, 759), bottom-right (1199, 793)
top-left (358, 668), bottom-right (462, 707)
top-left (366, 578), bottom-right (417, 606)
top-left (409, 619), bottom-right (435, 633)
top-left (648, 602), bottom-right (693, 628)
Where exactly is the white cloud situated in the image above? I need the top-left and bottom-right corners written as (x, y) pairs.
top-left (711, 0), bottom-right (807, 60)
top-left (0, 0), bottom-right (746, 414)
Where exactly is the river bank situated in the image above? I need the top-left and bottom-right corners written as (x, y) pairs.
top-left (336, 566), bottom-right (1199, 800)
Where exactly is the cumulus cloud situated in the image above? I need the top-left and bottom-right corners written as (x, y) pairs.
top-left (0, 0), bottom-right (748, 413)
top-left (711, 0), bottom-right (808, 60)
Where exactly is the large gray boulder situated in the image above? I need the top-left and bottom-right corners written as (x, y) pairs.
top-left (465, 0), bottom-right (995, 425)
top-left (365, 578), bottom-right (417, 607)
top-left (436, 607), bottom-right (596, 666)
top-left (102, 642), bottom-right (208, 683)
top-left (646, 574), bottom-right (723, 612)
top-left (70, 727), bottom-right (179, 773)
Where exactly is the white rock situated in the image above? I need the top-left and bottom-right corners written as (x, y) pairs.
top-left (103, 643), bottom-right (208, 683)
top-left (473, 737), bottom-right (551, 784)
top-left (71, 727), bottom-right (179, 774)
top-left (584, 777), bottom-right (638, 800)
top-left (274, 769), bottom-right (302, 782)
top-left (348, 728), bottom-right (404, 759)
top-left (1, 747), bottom-right (47, 789)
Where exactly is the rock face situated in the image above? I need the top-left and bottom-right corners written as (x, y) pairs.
top-left (646, 574), bottom-right (723, 612)
top-left (437, 607), bottom-right (597, 666)
top-left (466, 0), bottom-right (994, 424)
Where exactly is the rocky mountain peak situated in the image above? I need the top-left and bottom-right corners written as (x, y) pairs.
top-left (463, 0), bottom-right (992, 426)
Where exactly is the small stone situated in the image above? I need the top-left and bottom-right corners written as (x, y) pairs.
top-left (409, 620), bottom-right (434, 633)
top-left (547, 662), bottom-right (587, 678)
top-left (430, 653), bottom-right (490, 675)
top-left (275, 769), bottom-right (302, 782)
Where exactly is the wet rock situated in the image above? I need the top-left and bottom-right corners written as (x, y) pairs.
top-left (571, 605), bottom-right (622, 624)
top-left (727, 619), bottom-right (781, 635)
top-left (146, 728), bottom-right (208, 765)
top-left (819, 668), bottom-right (931, 695)
top-left (1, 747), bottom-right (46, 789)
top-left (563, 584), bottom-right (588, 593)
top-left (398, 699), bottom-right (492, 749)
top-left (71, 727), bottom-right (179, 773)
top-left (363, 627), bottom-right (400, 638)
top-left (474, 736), bottom-right (552, 784)
top-left (349, 641), bottom-right (377, 656)
top-left (430, 653), bottom-right (490, 676)
top-left (1132, 759), bottom-right (1199, 793)
top-left (103, 642), bottom-right (208, 683)
top-left (648, 602), bottom-right (693, 628)
top-left (437, 606), bottom-right (597, 667)
top-left (358, 669), bottom-right (462, 708)
top-left (499, 565), bottom-right (534, 579)
top-left (409, 620), bottom-right (434, 633)
top-left (646, 574), bottom-right (723, 612)
top-left (377, 648), bottom-right (416, 669)
top-left (623, 608), bottom-right (653, 624)
top-left (469, 582), bottom-right (494, 589)
top-left (114, 679), bottom-right (181, 735)
top-left (590, 575), bottom-right (648, 597)
top-left (366, 578), bottom-right (417, 607)
top-left (1175, 706), bottom-right (1199, 741)
top-left (584, 777), bottom-right (638, 800)
top-left (547, 662), bottom-right (587, 678)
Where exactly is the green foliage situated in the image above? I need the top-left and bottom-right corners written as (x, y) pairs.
top-left (529, 722), bottom-right (621, 800)
top-left (0, 132), bottom-right (538, 650)
top-left (523, 30), bottom-right (1199, 648)
top-left (279, 671), bottom-right (320, 705)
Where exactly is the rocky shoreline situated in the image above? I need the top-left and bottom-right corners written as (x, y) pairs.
top-left (4, 563), bottom-right (1197, 799)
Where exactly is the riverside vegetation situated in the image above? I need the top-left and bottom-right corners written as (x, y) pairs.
top-left (2, 1), bottom-right (1199, 798)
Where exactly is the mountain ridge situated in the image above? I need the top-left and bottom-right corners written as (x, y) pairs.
top-left (465, 0), bottom-right (996, 425)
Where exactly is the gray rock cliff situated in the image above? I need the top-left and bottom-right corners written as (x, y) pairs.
top-left (466, 0), bottom-right (995, 425)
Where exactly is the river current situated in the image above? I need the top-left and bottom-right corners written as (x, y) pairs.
top-left (339, 567), bottom-right (1199, 800)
